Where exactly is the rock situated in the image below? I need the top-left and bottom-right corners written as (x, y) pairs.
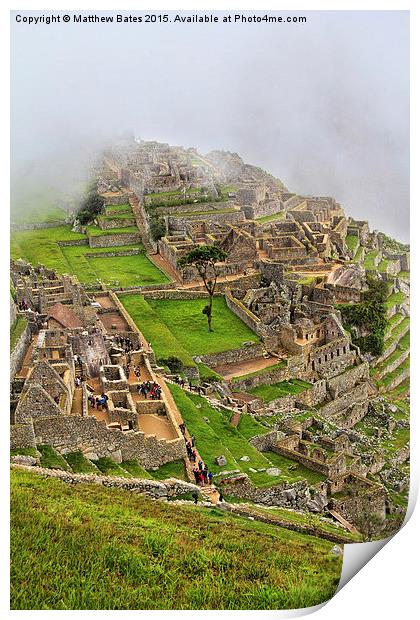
top-left (306, 492), bottom-right (329, 512)
top-left (240, 456), bottom-right (250, 461)
top-left (249, 467), bottom-right (257, 473)
top-left (283, 489), bottom-right (296, 501)
top-left (110, 449), bottom-right (122, 464)
top-left (330, 545), bottom-right (343, 556)
top-left (84, 452), bottom-right (99, 461)
top-left (11, 455), bottom-right (37, 466)
top-left (215, 455), bottom-right (227, 466)
top-left (266, 467), bottom-right (282, 476)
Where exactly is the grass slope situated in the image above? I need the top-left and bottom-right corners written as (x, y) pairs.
top-left (10, 468), bottom-right (342, 610)
top-left (146, 296), bottom-right (260, 356)
top-left (11, 226), bottom-right (168, 287)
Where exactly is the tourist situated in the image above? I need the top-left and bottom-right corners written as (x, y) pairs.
top-left (208, 471), bottom-right (213, 485)
top-left (218, 491), bottom-right (224, 502)
top-left (189, 380), bottom-right (193, 391)
top-left (198, 460), bottom-right (203, 471)
top-left (192, 491), bottom-right (199, 505)
top-left (191, 434), bottom-right (196, 447)
top-left (198, 472), bottom-right (205, 487)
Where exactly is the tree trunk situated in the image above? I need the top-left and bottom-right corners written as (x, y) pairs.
top-left (207, 293), bottom-right (213, 332)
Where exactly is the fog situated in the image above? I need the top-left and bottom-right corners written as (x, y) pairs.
top-left (11, 10), bottom-right (409, 241)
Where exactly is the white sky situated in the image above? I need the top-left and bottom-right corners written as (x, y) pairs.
top-left (10, 10), bottom-right (409, 241)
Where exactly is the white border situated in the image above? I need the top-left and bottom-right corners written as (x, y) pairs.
top-left (1, 1), bottom-right (418, 618)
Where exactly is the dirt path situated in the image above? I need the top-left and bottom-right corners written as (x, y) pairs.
top-left (214, 355), bottom-right (280, 380)
top-left (137, 414), bottom-right (177, 440)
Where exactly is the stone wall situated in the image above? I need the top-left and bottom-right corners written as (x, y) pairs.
top-left (98, 216), bottom-right (136, 230)
top-left (32, 415), bottom-right (187, 469)
top-left (327, 363), bottom-right (369, 399)
top-left (200, 343), bottom-right (264, 368)
top-left (10, 321), bottom-right (31, 379)
top-left (10, 422), bottom-right (36, 450)
top-left (11, 464), bottom-right (199, 499)
top-left (317, 382), bottom-right (369, 419)
top-left (104, 193), bottom-right (130, 206)
top-left (167, 210), bottom-right (245, 230)
top-left (232, 363), bottom-right (289, 393)
top-left (241, 200), bottom-right (284, 220)
top-left (88, 232), bottom-right (142, 248)
top-left (142, 289), bottom-right (210, 300)
top-left (249, 430), bottom-right (284, 452)
top-left (57, 239), bottom-right (89, 247)
top-left (219, 475), bottom-right (312, 508)
top-left (258, 260), bottom-right (285, 284)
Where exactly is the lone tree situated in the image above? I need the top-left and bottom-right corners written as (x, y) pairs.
top-left (178, 245), bottom-right (227, 332)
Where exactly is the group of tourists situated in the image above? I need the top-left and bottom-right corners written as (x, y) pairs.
top-left (137, 381), bottom-right (162, 399)
top-left (88, 392), bottom-right (109, 410)
top-left (114, 335), bottom-right (134, 353)
top-left (192, 461), bottom-right (213, 487)
top-left (18, 299), bottom-right (29, 311)
top-left (74, 376), bottom-right (82, 387)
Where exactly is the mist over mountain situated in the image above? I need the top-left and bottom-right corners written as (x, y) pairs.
top-left (11, 10), bottom-right (409, 241)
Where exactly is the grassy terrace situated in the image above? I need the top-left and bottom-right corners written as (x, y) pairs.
top-left (11, 468), bottom-right (342, 610)
top-left (11, 225), bottom-right (169, 288)
top-left (248, 379), bottom-right (312, 404)
top-left (256, 211), bottom-right (286, 224)
top-left (378, 357), bottom-right (410, 390)
top-left (363, 250), bottom-right (379, 270)
top-left (147, 297), bottom-right (260, 355)
top-left (86, 225), bottom-right (139, 237)
top-left (10, 316), bottom-right (27, 352)
top-left (385, 291), bottom-right (406, 310)
top-left (345, 234), bottom-right (359, 252)
top-left (384, 317), bottom-right (410, 349)
top-left (104, 204), bottom-right (132, 214)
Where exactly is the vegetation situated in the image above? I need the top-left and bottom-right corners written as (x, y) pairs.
top-left (10, 316), bottom-right (28, 352)
top-left (77, 181), bottom-right (105, 224)
top-left (248, 379), bottom-right (313, 403)
top-left (339, 275), bottom-right (388, 355)
top-left (146, 296), bottom-right (260, 355)
top-left (231, 360), bottom-right (287, 383)
top-left (168, 385), bottom-right (312, 487)
top-left (149, 215), bottom-right (167, 241)
top-left (10, 468), bottom-right (341, 610)
top-left (11, 226), bottom-right (169, 288)
top-left (178, 245), bottom-right (228, 332)
top-left (345, 234), bottom-right (359, 253)
top-left (37, 445), bottom-right (72, 471)
top-left (64, 451), bottom-right (100, 473)
top-left (149, 459), bottom-right (188, 481)
top-left (95, 457), bottom-right (133, 477)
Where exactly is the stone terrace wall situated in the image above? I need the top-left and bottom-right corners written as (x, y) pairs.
top-left (225, 290), bottom-right (268, 339)
top-left (327, 363), bottom-right (369, 399)
top-left (11, 464), bottom-right (199, 498)
top-left (220, 475), bottom-right (310, 508)
top-left (200, 343), bottom-right (264, 368)
top-left (168, 211), bottom-right (245, 230)
top-left (88, 232), bottom-right (142, 248)
top-left (232, 363), bottom-right (290, 392)
top-left (249, 430), bottom-right (284, 452)
top-left (104, 193), bottom-right (130, 205)
top-left (241, 200), bottom-right (284, 220)
top-left (317, 383), bottom-right (369, 419)
top-left (10, 321), bottom-right (31, 379)
top-left (33, 416), bottom-right (187, 469)
top-left (98, 216), bottom-right (136, 230)
top-left (10, 422), bottom-right (36, 450)
top-left (142, 289), bottom-right (211, 300)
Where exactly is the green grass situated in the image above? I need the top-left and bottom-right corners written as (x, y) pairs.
top-left (10, 468), bottom-right (342, 610)
top-left (64, 451), bottom-right (100, 474)
top-left (237, 414), bottom-right (268, 439)
top-left (37, 445), bottom-right (72, 471)
top-left (86, 225), bottom-right (140, 237)
top-left (148, 459), bottom-right (188, 482)
top-left (256, 211), bottom-right (286, 224)
top-left (378, 357), bottom-right (410, 390)
top-left (248, 379), bottom-right (312, 404)
top-left (95, 457), bottom-right (133, 478)
top-left (120, 295), bottom-right (260, 367)
top-left (104, 204), bottom-right (132, 214)
top-left (10, 447), bottom-right (38, 458)
top-left (120, 460), bottom-right (150, 478)
top-left (10, 316), bottom-right (27, 352)
top-left (169, 385), bottom-right (306, 487)
top-left (383, 317), bottom-right (410, 349)
top-left (363, 250), bottom-right (379, 270)
top-left (346, 234), bottom-right (359, 252)
top-left (119, 294), bottom-right (195, 368)
top-left (385, 291), bottom-right (406, 309)
top-left (353, 246), bottom-right (364, 262)
top-left (265, 452), bottom-right (327, 486)
top-left (11, 225), bottom-right (168, 288)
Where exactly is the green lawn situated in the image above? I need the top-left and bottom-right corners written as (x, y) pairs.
top-left (256, 211), bottom-right (286, 224)
top-left (37, 445), bottom-right (71, 471)
top-left (86, 225), bottom-right (139, 237)
top-left (119, 294), bottom-right (195, 368)
top-left (232, 360), bottom-right (287, 384)
top-left (10, 468), bottom-right (341, 610)
top-left (169, 385), bottom-right (317, 488)
top-left (146, 297), bottom-right (260, 356)
top-left (248, 379), bottom-right (312, 404)
top-left (11, 225), bottom-right (169, 288)
top-left (364, 250), bottom-right (379, 270)
top-left (385, 292), bottom-right (406, 309)
top-left (64, 451), bottom-right (100, 474)
top-left (10, 316), bottom-right (27, 352)
top-left (346, 234), bottom-right (359, 252)
top-left (266, 452), bottom-right (327, 486)
top-left (104, 204), bottom-right (132, 215)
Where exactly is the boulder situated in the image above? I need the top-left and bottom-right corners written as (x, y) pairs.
top-left (266, 467), bottom-right (282, 476)
top-left (215, 455), bottom-right (227, 466)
